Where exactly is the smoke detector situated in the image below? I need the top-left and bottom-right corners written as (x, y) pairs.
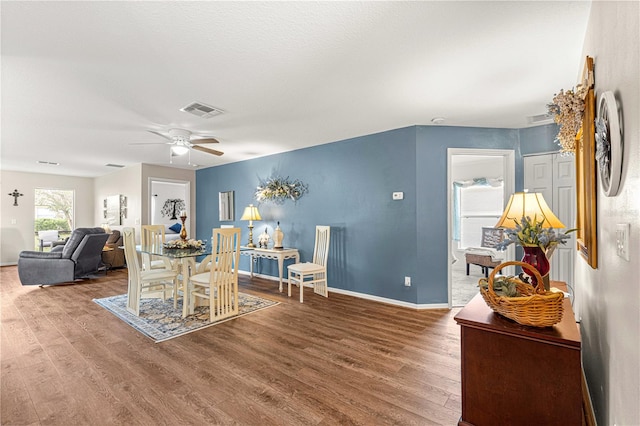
top-left (431, 117), bottom-right (445, 125)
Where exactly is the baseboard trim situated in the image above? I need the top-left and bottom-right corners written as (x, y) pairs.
top-left (239, 270), bottom-right (449, 310)
top-left (582, 366), bottom-right (597, 426)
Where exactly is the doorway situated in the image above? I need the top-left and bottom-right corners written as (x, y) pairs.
top-left (148, 179), bottom-right (190, 226)
top-left (447, 149), bottom-right (515, 307)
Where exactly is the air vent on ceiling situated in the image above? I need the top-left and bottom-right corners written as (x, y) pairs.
top-left (37, 160), bottom-right (60, 166)
top-left (180, 102), bottom-right (224, 119)
top-left (105, 163), bottom-right (125, 168)
top-left (527, 112), bottom-right (554, 125)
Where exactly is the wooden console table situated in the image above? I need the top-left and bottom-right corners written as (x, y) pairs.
top-left (240, 247), bottom-right (299, 292)
top-left (454, 282), bottom-right (582, 426)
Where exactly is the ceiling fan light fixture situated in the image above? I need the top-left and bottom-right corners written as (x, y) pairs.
top-left (171, 145), bottom-right (189, 156)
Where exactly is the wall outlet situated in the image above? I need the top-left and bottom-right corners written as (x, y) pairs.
top-left (404, 276), bottom-right (411, 286)
top-left (392, 192), bottom-right (404, 200)
top-left (616, 223), bottom-right (630, 261)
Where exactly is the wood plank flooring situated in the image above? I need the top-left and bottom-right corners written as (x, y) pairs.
top-left (1, 266), bottom-right (462, 425)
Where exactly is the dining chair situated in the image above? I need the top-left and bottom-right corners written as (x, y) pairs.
top-left (141, 225), bottom-right (173, 271)
top-left (287, 225), bottom-right (330, 303)
top-left (188, 228), bottom-right (241, 322)
top-left (122, 227), bottom-right (179, 316)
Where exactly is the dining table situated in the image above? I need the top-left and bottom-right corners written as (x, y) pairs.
top-left (137, 243), bottom-right (211, 318)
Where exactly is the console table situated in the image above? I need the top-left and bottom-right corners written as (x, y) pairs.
top-left (240, 247), bottom-right (300, 292)
top-left (454, 282), bottom-right (582, 426)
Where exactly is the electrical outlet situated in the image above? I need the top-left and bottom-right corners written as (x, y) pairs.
top-left (616, 223), bottom-right (630, 261)
top-left (404, 276), bottom-right (411, 286)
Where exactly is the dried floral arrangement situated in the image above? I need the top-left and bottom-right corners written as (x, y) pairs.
top-left (255, 175), bottom-right (308, 204)
top-left (547, 86), bottom-right (587, 153)
top-left (496, 215), bottom-right (576, 256)
top-left (163, 239), bottom-right (204, 250)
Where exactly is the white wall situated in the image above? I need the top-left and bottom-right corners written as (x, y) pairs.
top-left (0, 170), bottom-right (94, 265)
top-left (578, 2), bottom-right (640, 425)
top-left (94, 164), bottom-right (142, 235)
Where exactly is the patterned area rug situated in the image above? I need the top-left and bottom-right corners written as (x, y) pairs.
top-left (93, 292), bottom-right (279, 342)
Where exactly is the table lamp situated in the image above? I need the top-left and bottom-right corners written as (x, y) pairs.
top-left (240, 204), bottom-right (262, 248)
top-left (495, 192), bottom-right (565, 229)
top-left (495, 191), bottom-right (565, 290)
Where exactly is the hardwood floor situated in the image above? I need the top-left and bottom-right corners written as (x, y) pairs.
top-left (1, 266), bottom-right (462, 425)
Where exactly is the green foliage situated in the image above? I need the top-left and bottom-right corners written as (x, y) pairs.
top-left (34, 218), bottom-right (71, 232)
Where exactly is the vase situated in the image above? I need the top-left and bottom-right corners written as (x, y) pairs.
top-left (179, 215), bottom-right (188, 241)
top-left (273, 222), bottom-right (284, 249)
top-left (521, 245), bottom-right (550, 290)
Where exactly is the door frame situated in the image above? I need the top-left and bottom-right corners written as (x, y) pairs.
top-left (447, 148), bottom-right (516, 308)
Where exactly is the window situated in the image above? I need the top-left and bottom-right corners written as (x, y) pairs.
top-left (34, 188), bottom-right (74, 250)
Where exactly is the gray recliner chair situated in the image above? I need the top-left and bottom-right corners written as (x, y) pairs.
top-left (18, 227), bottom-right (110, 286)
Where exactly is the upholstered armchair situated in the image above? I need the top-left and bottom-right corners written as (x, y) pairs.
top-left (18, 227), bottom-right (110, 286)
top-left (102, 230), bottom-right (125, 269)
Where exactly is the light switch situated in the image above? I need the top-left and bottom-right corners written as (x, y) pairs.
top-left (616, 223), bottom-right (630, 261)
top-left (392, 192), bottom-right (404, 200)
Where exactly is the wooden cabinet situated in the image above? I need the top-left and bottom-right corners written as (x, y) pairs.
top-left (454, 282), bottom-right (582, 426)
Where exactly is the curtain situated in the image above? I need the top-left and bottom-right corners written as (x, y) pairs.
top-left (452, 177), bottom-right (503, 241)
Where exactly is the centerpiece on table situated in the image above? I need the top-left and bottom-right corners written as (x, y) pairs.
top-left (163, 239), bottom-right (205, 250)
top-left (496, 215), bottom-right (575, 290)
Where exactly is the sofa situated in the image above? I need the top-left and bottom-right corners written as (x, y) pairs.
top-left (18, 227), bottom-right (110, 286)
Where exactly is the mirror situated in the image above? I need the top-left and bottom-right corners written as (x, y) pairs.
top-left (104, 195), bottom-right (123, 225)
top-left (219, 191), bottom-right (234, 221)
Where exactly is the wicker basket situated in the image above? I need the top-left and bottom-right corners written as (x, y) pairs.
top-left (479, 260), bottom-right (564, 327)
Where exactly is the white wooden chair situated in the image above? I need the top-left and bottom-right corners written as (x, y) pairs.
top-left (287, 226), bottom-right (330, 303)
top-left (188, 228), bottom-right (241, 322)
top-left (141, 225), bottom-right (173, 271)
top-left (122, 227), bottom-right (179, 316)
top-left (38, 230), bottom-right (59, 251)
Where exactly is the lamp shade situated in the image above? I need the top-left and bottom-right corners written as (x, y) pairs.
top-left (495, 192), bottom-right (565, 229)
top-left (240, 204), bottom-right (262, 221)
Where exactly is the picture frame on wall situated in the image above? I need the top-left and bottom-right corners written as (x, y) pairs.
top-left (219, 190), bottom-right (234, 221)
top-left (575, 56), bottom-right (598, 269)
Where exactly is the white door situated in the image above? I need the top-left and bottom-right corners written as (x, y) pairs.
top-left (524, 153), bottom-right (575, 287)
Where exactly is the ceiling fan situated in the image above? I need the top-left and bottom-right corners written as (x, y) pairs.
top-left (132, 128), bottom-right (224, 157)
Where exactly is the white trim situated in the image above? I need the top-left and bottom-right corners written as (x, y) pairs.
top-left (1, 262), bottom-right (18, 267)
top-left (239, 269), bottom-right (450, 310)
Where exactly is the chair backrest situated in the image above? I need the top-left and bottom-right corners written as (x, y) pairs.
top-left (141, 225), bottom-right (166, 247)
top-left (312, 226), bottom-right (331, 267)
top-left (71, 233), bottom-right (110, 276)
top-left (61, 227), bottom-right (107, 259)
top-left (38, 230), bottom-right (59, 243)
top-left (480, 227), bottom-right (504, 248)
top-left (122, 227), bottom-right (141, 284)
top-left (210, 228), bottom-right (241, 282)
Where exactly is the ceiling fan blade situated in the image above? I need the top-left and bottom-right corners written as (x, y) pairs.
top-left (191, 137), bottom-right (220, 145)
top-left (147, 130), bottom-right (172, 140)
top-left (192, 145), bottom-right (224, 156)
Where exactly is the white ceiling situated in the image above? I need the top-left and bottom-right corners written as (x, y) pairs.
top-left (1, 1), bottom-right (591, 178)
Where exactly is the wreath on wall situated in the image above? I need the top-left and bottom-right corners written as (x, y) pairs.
top-left (255, 175), bottom-right (308, 205)
top-left (547, 86), bottom-right (587, 154)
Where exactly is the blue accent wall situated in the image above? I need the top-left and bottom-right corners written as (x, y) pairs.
top-left (520, 123), bottom-right (560, 155)
top-left (196, 124), bottom-right (556, 305)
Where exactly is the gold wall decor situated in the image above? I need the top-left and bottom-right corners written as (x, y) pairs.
top-left (575, 56), bottom-right (598, 269)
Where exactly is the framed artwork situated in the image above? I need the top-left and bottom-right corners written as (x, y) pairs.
top-left (219, 191), bottom-right (234, 221)
top-left (575, 56), bottom-right (598, 269)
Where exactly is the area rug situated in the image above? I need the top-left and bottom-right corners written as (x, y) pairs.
top-left (93, 292), bottom-right (279, 342)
